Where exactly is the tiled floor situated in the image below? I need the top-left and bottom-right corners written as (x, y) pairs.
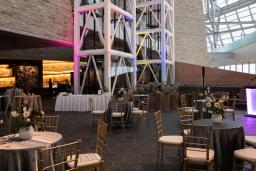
top-left (0, 97), bottom-right (256, 171)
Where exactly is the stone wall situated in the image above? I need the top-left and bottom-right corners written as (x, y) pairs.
top-left (174, 0), bottom-right (209, 66)
top-left (0, 0), bottom-right (73, 43)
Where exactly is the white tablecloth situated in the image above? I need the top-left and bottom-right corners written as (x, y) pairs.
top-left (0, 132), bottom-right (62, 171)
top-left (55, 94), bottom-right (111, 112)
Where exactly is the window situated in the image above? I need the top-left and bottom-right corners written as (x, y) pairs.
top-left (230, 65), bottom-right (236, 71)
top-left (237, 64), bottom-right (242, 72)
top-left (243, 63), bottom-right (249, 73)
top-left (250, 63), bottom-right (256, 74)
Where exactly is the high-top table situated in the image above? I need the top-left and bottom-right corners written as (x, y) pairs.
top-left (194, 119), bottom-right (245, 171)
top-left (6, 88), bottom-right (24, 105)
top-left (0, 131), bottom-right (62, 171)
top-left (55, 93), bottom-right (111, 112)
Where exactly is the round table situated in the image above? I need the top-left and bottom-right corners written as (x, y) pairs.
top-left (0, 131), bottom-right (62, 171)
top-left (194, 119), bottom-right (245, 171)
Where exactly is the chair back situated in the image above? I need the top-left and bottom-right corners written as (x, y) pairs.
top-left (96, 121), bottom-right (108, 158)
top-left (180, 95), bottom-right (187, 107)
top-left (35, 115), bottom-right (59, 132)
top-left (178, 108), bottom-right (194, 133)
top-left (153, 111), bottom-right (163, 139)
top-left (141, 97), bottom-right (150, 112)
top-left (132, 96), bottom-right (140, 109)
top-left (38, 140), bottom-right (81, 171)
top-left (183, 125), bottom-right (212, 160)
top-left (110, 100), bottom-right (125, 113)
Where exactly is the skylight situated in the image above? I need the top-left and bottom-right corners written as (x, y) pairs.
top-left (203, 0), bottom-right (256, 51)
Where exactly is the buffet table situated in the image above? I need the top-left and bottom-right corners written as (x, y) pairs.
top-left (55, 94), bottom-right (111, 112)
top-left (0, 131), bottom-right (62, 171)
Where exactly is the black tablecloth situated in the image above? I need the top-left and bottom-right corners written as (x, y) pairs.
top-left (0, 96), bottom-right (5, 111)
top-left (104, 100), bottom-right (133, 126)
top-left (196, 100), bottom-right (211, 119)
top-left (194, 119), bottom-right (245, 171)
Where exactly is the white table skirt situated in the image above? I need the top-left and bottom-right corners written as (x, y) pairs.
top-left (55, 94), bottom-right (111, 112)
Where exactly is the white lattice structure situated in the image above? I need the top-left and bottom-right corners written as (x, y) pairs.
top-left (136, 0), bottom-right (175, 84)
top-left (73, 0), bottom-right (137, 94)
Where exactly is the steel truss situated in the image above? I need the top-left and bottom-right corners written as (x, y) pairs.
top-left (136, 0), bottom-right (175, 84)
top-left (74, 0), bottom-right (137, 94)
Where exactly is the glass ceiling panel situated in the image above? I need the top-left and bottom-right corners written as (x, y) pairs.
top-left (203, 0), bottom-right (256, 51)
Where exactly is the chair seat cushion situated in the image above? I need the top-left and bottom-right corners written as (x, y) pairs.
top-left (234, 149), bottom-right (256, 162)
top-left (92, 110), bottom-right (105, 114)
top-left (186, 147), bottom-right (214, 162)
top-left (184, 108), bottom-right (199, 113)
top-left (245, 136), bottom-right (256, 146)
top-left (159, 135), bottom-right (183, 145)
top-left (183, 129), bottom-right (190, 135)
top-left (68, 153), bottom-right (102, 168)
top-left (111, 112), bottom-right (124, 117)
top-left (133, 110), bottom-right (147, 114)
top-left (224, 109), bottom-right (234, 112)
top-left (133, 107), bottom-right (139, 111)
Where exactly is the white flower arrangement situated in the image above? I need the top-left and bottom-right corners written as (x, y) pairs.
top-left (10, 107), bottom-right (34, 131)
top-left (11, 111), bottom-right (19, 118)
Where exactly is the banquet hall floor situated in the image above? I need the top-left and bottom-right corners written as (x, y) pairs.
top-left (0, 97), bottom-right (255, 171)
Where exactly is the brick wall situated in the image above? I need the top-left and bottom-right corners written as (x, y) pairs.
top-left (176, 62), bottom-right (256, 87)
top-left (0, 0), bottom-right (73, 43)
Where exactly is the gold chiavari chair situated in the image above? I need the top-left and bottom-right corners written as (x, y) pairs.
top-left (35, 115), bottom-right (60, 132)
top-left (224, 96), bottom-right (236, 121)
top-left (177, 108), bottom-right (194, 136)
top-left (182, 125), bottom-right (215, 171)
top-left (68, 121), bottom-right (108, 171)
top-left (180, 94), bottom-right (187, 107)
top-left (245, 136), bottom-right (256, 148)
top-left (180, 95), bottom-right (199, 120)
top-left (133, 96), bottom-right (150, 119)
top-left (233, 148), bottom-right (256, 170)
top-left (110, 100), bottom-right (125, 131)
top-left (153, 111), bottom-right (183, 170)
top-left (89, 96), bottom-right (107, 127)
top-left (38, 140), bottom-right (81, 171)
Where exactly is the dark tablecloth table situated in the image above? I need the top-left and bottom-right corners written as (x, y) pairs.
top-left (194, 119), bottom-right (245, 171)
top-left (104, 100), bottom-right (133, 126)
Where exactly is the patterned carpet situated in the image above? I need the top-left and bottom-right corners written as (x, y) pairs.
top-left (0, 97), bottom-right (255, 171)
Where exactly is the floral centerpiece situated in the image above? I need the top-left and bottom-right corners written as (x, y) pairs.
top-left (117, 87), bottom-right (127, 99)
top-left (204, 87), bottom-right (228, 123)
top-left (10, 105), bottom-right (44, 139)
top-left (10, 106), bottom-right (35, 139)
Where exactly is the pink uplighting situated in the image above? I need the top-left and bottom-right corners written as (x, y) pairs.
top-left (48, 40), bottom-right (73, 47)
top-left (246, 88), bottom-right (256, 116)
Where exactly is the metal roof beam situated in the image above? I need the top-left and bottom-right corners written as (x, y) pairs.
top-left (205, 21), bottom-right (256, 25)
top-left (204, 0), bottom-right (256, 19)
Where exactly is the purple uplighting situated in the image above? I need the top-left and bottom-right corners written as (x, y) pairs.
top-left (246, 88), bottom-right (256, 116)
